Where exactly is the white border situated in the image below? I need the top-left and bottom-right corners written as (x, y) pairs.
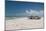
top-left (0, 0), bottom-right (4, 31)
top-left (0, 0), bottom-right (45, 31)
top-left (43, 0), bottom-right (46, 31)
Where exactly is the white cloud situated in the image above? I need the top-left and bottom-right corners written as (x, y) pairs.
top-left (25, 9), bottom-right (43, 16)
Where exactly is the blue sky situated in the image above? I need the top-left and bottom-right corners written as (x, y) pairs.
top-left (5, 1), bottom-right (44, 16)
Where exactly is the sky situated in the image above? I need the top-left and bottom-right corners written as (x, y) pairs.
top-left (5, 1), bottom-right (44, 17)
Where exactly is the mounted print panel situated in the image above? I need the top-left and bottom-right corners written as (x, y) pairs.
top-left (5, 0), bottom-right (44, 31)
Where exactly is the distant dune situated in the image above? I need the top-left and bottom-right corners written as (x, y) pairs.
top-left (6, 17), bottom-right (44, 30)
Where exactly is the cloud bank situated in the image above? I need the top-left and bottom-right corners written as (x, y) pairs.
top-left (25, 9), bottom-right (43, 16)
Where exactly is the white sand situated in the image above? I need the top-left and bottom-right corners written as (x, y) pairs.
top-left (6, 17), bottom-right (44, 30)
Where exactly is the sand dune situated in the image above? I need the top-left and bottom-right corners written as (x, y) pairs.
top-left (6, 17), bottom-right (44, 30)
